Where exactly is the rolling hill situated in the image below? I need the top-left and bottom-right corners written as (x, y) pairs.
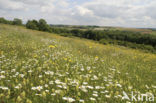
top-left (0, 24), bottom-right (156, 103)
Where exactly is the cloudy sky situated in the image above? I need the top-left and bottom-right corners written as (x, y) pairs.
top-left (0, 0), bottom-right (156, 28)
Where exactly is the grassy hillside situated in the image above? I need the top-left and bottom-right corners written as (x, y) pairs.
top-left (0, 24), bottom-right (156, 103)
top-left (1, 17), bottom-right (156, 52)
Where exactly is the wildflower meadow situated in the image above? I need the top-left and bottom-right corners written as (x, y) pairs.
top-left (0, 24), bottom-right (156, 103)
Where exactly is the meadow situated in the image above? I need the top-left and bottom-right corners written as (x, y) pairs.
top-left (0, 24), bottom-right (156, 103)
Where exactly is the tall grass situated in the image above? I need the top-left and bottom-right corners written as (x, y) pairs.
top-left (0, 24), bottom-right (156, 103)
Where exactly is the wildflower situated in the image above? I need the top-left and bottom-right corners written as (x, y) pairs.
top-left (83, 82), bottom-right (88, 85)
top-left (45, 90), bottom-right (49, 92)
top-left (69, 59), bottom-right (72, 62)
top-left (35, 94), bottom-right (42, 96)
top-left (81, 68), bottom-right (84, 71)
top-left (51, 93), bottom-right (56, 96)
top-left (128, 86), bottom-right (133, 90)
top-left (49, 81), bottom-right (54, 84)
top-left (1, 71), bottom-right (5, 73)
top-left (87, 86), bottom-right (94, 89)
top-left (11, 69), bottom-right (16, 72)
top-left (87, 66), bottom-right (91, 70)
top-left (32, 86), bottom-right (43, 91)
top-left (62, 97), bottom-right (75, 103)
top-left (28, 70), bottom-right (33, 73)
top-left (89, 46), bottom-right (92, 49)
top-left (55, 79), bottom-right (61, 84)
top-left (93, 91), bottom-right (98, 94)
top-left (95, 86), bottom-right (101, 89)
top-left (55, 90), bottom-right (62, 94)
top-left (33, 54), bottom-right (38, 58)
top-left (93, 75), bottom-right (98, 80)
top-left (45, 71), bottom-right (52, 75)
top-left (95, 56), bottom-right (99, 60)
top-left (79, 99), bottom-right (84, 102)
top-left (105, 95), bottom-right (111, 98)
top-left (64, 58), bottom-right (68, 61)
top-left (49, 45), bottom-right (55, 48)
top-left (0, 86), bottom-right (9, 90)
top-left (20, 74), bottom-right (25, 78)
top-left (90, 97), bottom-right (96, 101)
top-left (152, 85), bottom-right (156, 89)
top-left (31, 87), bottom-right (37, 90)
top-left (0, 75), bottom-right (5, 79)
top-left (57, 85), bottom-right (62, 88)
top-left (15, 86), bottom-right (20, 89)
top-left (93, 93), bottom-right (98, 97)
top-left (39, 75), bottom-right (42, 78)
top-left (45, 84), bottom-right (48, 88)
top-left (145, 85), bottom-right (149, 89)
top-left (101, 90), bottom-right (109, 94)
top-left (116, 83), bottom-right (122, 88)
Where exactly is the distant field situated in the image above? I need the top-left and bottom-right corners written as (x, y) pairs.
top-left (0, 24), bottom-right (156, 103)
top-left (93, 26), bottom-right (156, 35)
top-left (53, 25), bottom-right (156, 35)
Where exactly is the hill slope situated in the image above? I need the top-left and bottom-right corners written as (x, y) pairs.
top-left (0, 24), bottom-right (156, 103)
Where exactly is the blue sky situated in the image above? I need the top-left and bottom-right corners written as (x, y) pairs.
top-left (0, 0), bottom-right (156, 28)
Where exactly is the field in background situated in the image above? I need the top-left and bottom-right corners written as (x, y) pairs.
top-left (0, 24), bottom-right (156, 103)
top-left (51, 24), bottom-right (156, 35)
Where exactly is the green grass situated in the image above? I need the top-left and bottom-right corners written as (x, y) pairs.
top-left (0, 24), bottom-right (156, 103)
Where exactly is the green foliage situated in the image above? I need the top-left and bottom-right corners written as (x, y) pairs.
top-left (0, 17), bottom-right (13, 24)
top-left (38, 19), bottom-right (49, 31)
top-left (0, 17), bottom-right (7, 23)
top-left (26, 19), bottom-right (51, 32)
top-left (12, 18), bottom-right (22, 25)
top-left (60, 33), bottom-right (73, 37)
top-left (0, 17), bottom-right (156, 52)
top-left (26, 20), bottom-right (39, 30)
top-left (99, 39), bottom-right (156, 53)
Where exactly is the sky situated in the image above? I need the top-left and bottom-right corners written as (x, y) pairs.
top-left (0, 0), bottom-right (156, 28)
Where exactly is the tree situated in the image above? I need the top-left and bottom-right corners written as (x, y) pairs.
top-left (32, 20), bottom-right (39, 27)
top-left (13, 18), bottom-right (22, 25)
top-left (26, 20), bottom-right (38, 30)
top-left (38, 19), bottom-right (49, 31)
top-left (0, 17), bottom-right (7, 24)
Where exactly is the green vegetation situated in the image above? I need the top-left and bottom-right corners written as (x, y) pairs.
top-left (0, 17), bottom-right (156, 53)
top-left (12, 18), bottom-right (22, 25)
top-left (0, 24), bottom-right (156, 103)
top-left (0, 17), bottom-right (22, 25)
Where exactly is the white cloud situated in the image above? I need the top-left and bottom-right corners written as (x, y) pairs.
top-left (0, 0), bottom-right (24, 10)
top-left (76, 6), bottom-right (93, 16)
top-left (0, 0), bottom-right (156, 27)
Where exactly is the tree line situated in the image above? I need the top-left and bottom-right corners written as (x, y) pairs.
top-left (0, 17), bottom-right (156, 52)
top-left (0, 17), bottom-right (22, 25)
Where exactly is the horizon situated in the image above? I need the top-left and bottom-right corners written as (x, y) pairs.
top-left (0, 0), bottom-right (156, 28)
top-left (1, 17), bottom-right (156, 29)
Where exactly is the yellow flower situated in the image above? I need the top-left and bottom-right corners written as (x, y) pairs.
top-left (64, 58), bottom-right (68, 61)
top-left (0, 51), bottom-right (3, 55)
top-left (89, 46), bottom-right (92, 49)
top-left (33, 54), bottom-right (38, 58)
top-left (49, 45), bottom-right (55, 48)
top-left (45, 53), bottom-right (48, 56)
top-left (95, 56), bottom-right (99, 60)
top-left (69, 59), bottom-right (72, 62)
